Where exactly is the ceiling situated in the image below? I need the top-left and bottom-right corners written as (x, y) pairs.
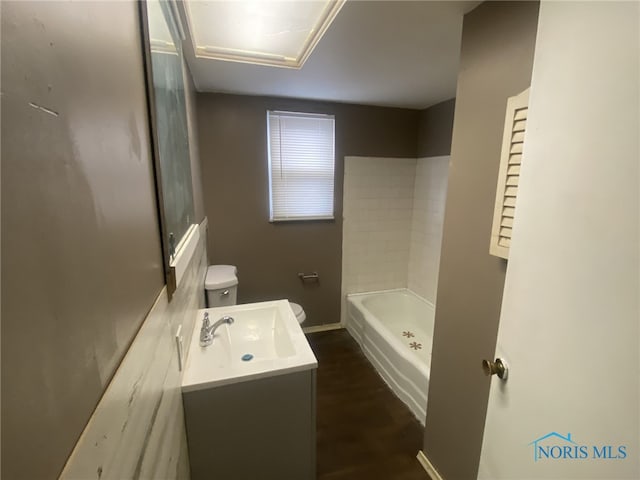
top-left (178, 1), bottom-right (480, 110)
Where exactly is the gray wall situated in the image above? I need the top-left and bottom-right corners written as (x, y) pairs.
top-left (1, 1), bottom-right (204, 478)
top-left (422, 2), bottom-right (540, 479)
top-left (197, 93), bottom-right (420, 327)
top-left (417, 98), bottom-right (456, 157)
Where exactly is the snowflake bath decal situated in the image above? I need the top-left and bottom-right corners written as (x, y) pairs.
top-left (402, 331), bottom-right (415, 338)
top-left (409, 341), bottom-right (422, 350)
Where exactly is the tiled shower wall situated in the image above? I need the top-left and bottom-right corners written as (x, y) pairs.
top-left (342, 157), bottom-right (416, 296)
top-left (408, 156), bottom-right (450, 303)
top-left (341, 156), bottom-right (449, 320)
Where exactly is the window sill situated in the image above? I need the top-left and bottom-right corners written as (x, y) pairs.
top-left (269, 216), bottom-right (335, 223)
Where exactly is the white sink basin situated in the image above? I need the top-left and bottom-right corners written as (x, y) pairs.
top-left (182, 300), bottom-right (317, 392)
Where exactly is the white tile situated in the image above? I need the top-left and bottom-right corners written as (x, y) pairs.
top-left (408, 156), bottom-right (450, 303)
top-left (343, 155), bottom-right (448, 307)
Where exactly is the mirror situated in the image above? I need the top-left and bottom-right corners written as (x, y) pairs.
top-left (141, 0), bottom-right (195, 297)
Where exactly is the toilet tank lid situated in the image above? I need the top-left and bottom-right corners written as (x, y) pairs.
top-left (205, 265), bottom-right (238, 289)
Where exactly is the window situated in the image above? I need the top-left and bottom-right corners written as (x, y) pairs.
top-left (267, 110), bottom-right (335, 221)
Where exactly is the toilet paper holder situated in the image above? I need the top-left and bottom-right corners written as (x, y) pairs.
top-left (298, 272), bottom-right (319, 282)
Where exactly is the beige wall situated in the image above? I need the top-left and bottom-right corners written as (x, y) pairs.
top-left (197, 93), bottom-right (420, 327)
top-left (417, 98), bottom-right (455, 157)
top-left (422, 2), bottom-right (540, 479)
top-left (1, 1), bottom-right (205, 478)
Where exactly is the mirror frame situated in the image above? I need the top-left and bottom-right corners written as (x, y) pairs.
top-left (138, 0), bottom-right (190, 300)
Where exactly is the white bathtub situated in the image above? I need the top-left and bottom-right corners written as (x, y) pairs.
top-left (346, 289), bottom-right (434, 424)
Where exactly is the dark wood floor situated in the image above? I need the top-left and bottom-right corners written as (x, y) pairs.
top-left (307, 329), bottom-right (430, 480)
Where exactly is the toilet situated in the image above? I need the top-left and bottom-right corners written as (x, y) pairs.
top-left (205, 265), bottom-right (306, 325)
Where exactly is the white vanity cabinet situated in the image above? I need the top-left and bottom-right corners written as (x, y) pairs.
top-left (183, 369), bottom-right (316, 480)
top-left (181, 301), bottom-right (318, 480)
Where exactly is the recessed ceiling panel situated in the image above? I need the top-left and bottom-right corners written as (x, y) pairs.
top-left (185, 0), bottom-right (344, 68)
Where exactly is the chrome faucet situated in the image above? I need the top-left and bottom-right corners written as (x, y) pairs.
top-left (200, 312), bottom-right (234, 347)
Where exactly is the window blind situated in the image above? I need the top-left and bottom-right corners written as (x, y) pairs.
top-left (267, 111), bottom-right (335, 221)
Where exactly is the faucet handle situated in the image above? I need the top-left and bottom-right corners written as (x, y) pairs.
top-left (203, 311), bottom-right (210, 328)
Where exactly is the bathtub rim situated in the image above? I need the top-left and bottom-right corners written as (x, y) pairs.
top-left (346, 287), bottom-right (433, 305)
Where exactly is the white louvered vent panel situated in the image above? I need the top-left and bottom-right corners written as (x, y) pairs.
top-left (490, 88), bottom-right (530, 259)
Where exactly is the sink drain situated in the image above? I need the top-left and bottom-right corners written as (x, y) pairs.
top-left (241, 354), bottom-right (253, 361)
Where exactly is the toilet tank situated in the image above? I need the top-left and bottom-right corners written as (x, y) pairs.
top-left (205, 265), bottom-right (238, 307)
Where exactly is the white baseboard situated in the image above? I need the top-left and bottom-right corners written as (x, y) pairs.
top-left (417, 450), bottom-right (444, 480)
top-left (302, 322), bottom-right (343, 334)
